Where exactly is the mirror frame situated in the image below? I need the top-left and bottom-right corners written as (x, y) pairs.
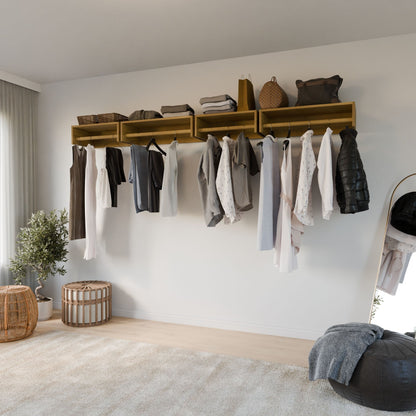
top-left (369, 172), bottom-right (416, 322)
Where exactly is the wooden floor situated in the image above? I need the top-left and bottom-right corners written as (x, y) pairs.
top-left (36, 312), bottom-right (314, 368)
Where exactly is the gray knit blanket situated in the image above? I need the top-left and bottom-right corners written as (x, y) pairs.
top-left (309, 323), bottom-right (384, 385)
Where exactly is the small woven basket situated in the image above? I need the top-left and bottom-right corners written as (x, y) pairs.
top-left (77, 115), bottom-right (99, 125)
top-left (0, 285), bottom-right (38, 342)
top-left (97, 113), bottom-right (128, 123)
top-left (259, 76), bottom-right (289, 109)
top-left (62, 281), bottom-right (112, 327)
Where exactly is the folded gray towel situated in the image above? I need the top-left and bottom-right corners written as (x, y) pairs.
top-left (163, 111), bottom-right (193, 118)
top-left (202, 103), bottom-right (236, 112)
top-left (203, 108), bottom-right (237, 115)
top-left (200, 94), bottom-right (235, 105)
top-left (202, 99), bottom-right (237, 108)
top-left (160, 104), bottom-right (194, 114)
top-left (129, 110), bottom-right (162, 120)
top-left (309, 323), bottom-right (384, 386)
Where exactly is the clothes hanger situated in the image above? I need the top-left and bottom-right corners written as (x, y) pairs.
top-left (286, 123), bottom-right (291, 139)
top-left (146, 138), bottom-right (167, 156)
top-left (283, 139), bottom-right (290, 150)
top-left (282, 123), bottom-right (291, 150)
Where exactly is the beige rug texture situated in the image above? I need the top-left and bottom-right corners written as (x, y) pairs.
top-left (1, 330), bottom-right (415, 416)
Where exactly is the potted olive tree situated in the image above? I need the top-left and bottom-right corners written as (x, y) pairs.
top-left (10, 209), bottom-right (69, 320)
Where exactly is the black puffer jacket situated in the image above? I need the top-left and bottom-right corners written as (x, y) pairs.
top-left (335, 128), bottom-right (369, 214)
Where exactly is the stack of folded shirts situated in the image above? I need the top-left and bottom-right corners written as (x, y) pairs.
top-left (160, 104), bottom-right (194, 118)
top-left (200, 95), bottom-right (237, 114)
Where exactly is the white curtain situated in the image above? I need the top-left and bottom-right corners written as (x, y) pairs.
top-left (0, 80), bottom-right (37, 285)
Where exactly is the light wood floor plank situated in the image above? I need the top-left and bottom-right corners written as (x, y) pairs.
top-left (35, 312), bottom-right (314, 368)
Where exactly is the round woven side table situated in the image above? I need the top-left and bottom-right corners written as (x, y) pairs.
top-left (0, 285), bottom-right (38, 342)
top-left (62, 281), bottom-right (112, 327)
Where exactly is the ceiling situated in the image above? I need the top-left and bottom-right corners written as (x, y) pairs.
top-left (1, 0), bottom-right (416, 85)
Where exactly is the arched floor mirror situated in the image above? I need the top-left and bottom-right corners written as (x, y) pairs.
top-left (371, 173), bottom-right (416, 335)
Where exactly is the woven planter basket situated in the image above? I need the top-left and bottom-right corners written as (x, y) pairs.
top-left (0, 285), bottom-right (38, 342)
top-left (259, 76), bottom-right (289, 109)
top-left (62, 281), bottom-right (112, 327)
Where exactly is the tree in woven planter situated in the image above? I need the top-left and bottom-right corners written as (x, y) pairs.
top-left (10, 209), bottom-right (69, 300)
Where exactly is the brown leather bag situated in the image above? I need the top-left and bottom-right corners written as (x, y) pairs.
top-left (259, 76), bottom-right (288, 109)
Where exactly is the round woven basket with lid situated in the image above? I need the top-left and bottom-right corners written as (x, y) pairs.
top-left (259, 76), bottom-right (289, 109)
top-left (0, 285), bottom-right (38, 342)
top-left (62, 280), bottom-right (112, 327)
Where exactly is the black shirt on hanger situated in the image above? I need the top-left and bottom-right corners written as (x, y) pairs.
top-left (147, 150), bottom-right (164, 212)
top-left (106, 147), bottom-right (126, 207)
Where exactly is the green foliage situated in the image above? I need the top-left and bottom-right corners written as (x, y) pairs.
top-left (370, 291), bottom-right (384, 321)
top-left (10, 209), bottom-right (69, 284)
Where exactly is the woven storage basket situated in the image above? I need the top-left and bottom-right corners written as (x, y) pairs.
top-left (77, 115), bottom-right (99, 125)
top-left (97, 113), bottom-right (128, 123)
top-left (259, 76), bottom-right (289, 109)
top-left (0, 285), bottom-right (38, 342)
top-left (62, 281), bottom-right (112, 327)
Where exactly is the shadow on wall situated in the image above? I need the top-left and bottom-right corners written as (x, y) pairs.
top-left (176, 143), bottom-right (205, 216)
top-left (99, 147), bottom-right (132, 259)
top-left (111, 282), bottom-right (137, 315)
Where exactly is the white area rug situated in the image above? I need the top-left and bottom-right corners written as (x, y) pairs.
top-left (1, 330), bottom-right (414, 416)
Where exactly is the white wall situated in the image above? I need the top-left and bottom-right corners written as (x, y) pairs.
top-left (37, 34), bottom-right (416, 340)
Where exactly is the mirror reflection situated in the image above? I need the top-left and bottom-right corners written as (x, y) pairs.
top-left (372, 176), bottom-right (416, 335)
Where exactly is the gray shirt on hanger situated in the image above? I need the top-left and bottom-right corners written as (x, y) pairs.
top-left (197, 135), bottom-right (224, 227)
top-left (129, 144), bottom-right (149, 213)
top-left (232, 132), bottom-right (259, 212)
top-left (257, 135), bottom-right (281, 250)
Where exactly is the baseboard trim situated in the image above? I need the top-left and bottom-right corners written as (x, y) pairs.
top-left (112, 307), bottom-right (321, 340)
top-left (53, 300), bottom-right (320, 340)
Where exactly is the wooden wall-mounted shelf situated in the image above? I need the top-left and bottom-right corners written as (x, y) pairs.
top-left (120, 116), bottom-right (196, 145)
top-left (259, 102), bottom-right (356, 138)
top-left (72, 122), bottom-right (124, 148)
top-left (71, 102), bottom-right (357, 148)
top-left (195, 110), bottom-right (260, 140)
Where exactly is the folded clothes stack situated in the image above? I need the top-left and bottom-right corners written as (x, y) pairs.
top-left (160, 104), bottom-right (194, 118)
top-left (200, 94), bottom-right (237, 114)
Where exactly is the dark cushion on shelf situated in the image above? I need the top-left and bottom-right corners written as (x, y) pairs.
top-left (329, 330), bottom-right (416, 412)
top-left (295, 75), bottom-right (342, 106)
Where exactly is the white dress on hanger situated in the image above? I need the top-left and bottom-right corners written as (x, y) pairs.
top-left (294, 129), bottom-right (316, 226)
top-left (160, 140), bottom-right (178, 217)
top-left (84, 144), bottom-right (97, 260)
top-left (274, 140), bottom-right (298, 272)
top-left (216, 136), bottom-right (240, 224)
top-left (317, 127), bottom-right (334, 220)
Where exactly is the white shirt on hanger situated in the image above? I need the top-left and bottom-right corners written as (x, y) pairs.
top-left (96, 170), bottom-right (112, 209)
top-left (84, 144), bottom-right (97, 260)
top-left (317, 127), bottom-right (334, 220)
top-left (294, 129), bottom-right (316, 226)
top-left (160, 140), bottom-right (178, 217)
top-left (274, 140), bottom-right (299, 272)
top-left (96, 148), bottom-right (112, 209)
top-left (216, 136), bottom-right (240, 224)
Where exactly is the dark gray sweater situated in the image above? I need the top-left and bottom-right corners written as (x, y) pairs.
top-left (309, 323), bottom-right (384, 385)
